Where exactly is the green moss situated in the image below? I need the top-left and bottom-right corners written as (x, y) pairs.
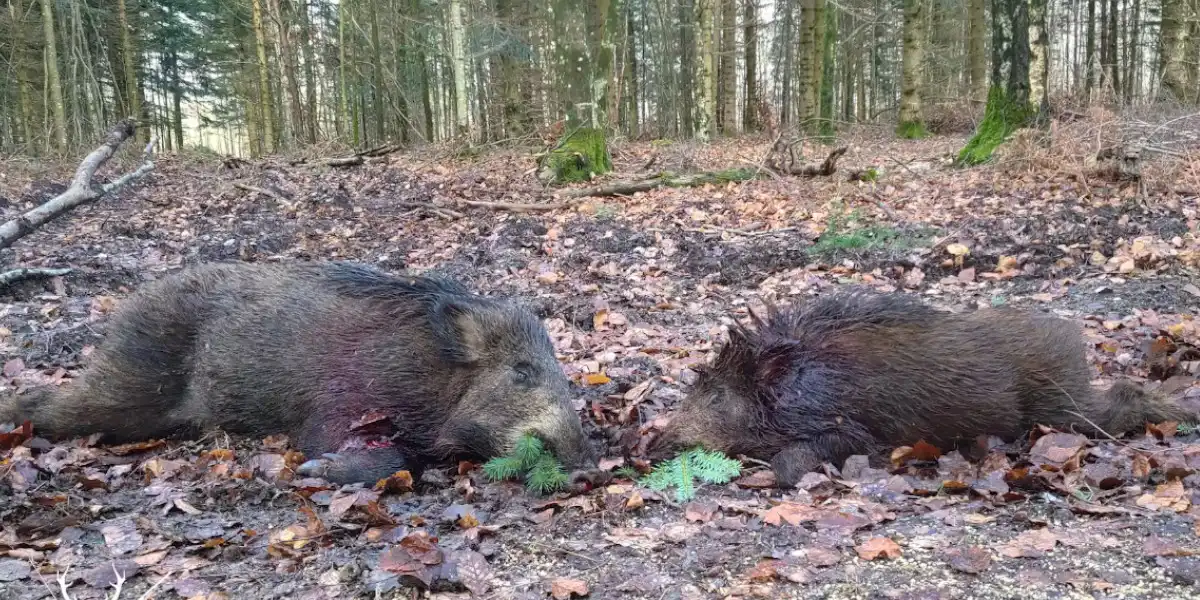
top-left (895, 120), bottom-right (929, 139)
top-left (542, 127), bottom-right (612, 184)
top-left (957, 86), bottom-right (1033, 166)
top-left (807, 202), bottom-right (929, 261)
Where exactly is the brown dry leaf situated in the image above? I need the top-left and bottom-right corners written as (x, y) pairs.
top-left (1029, 433), bottom-right (1087, 467)
top-left (203, 448), bottom-right (235, 461)
top-left (453, 550), bottom-right (492, 596)
top-left (582, 372), bottom-right (611, 386)
top-left (109, 439), bottom-right (167, 455)
top-left (373, 470), bottom-right (414, 494)
top-left (1000, 528), bottom-right (1059, 558)
top-left (683, 502), bottom-right (717, 523)
top-left (763, 502), bottom-right (818, 526)
top-left (946, 546), bottom-right (992, 574)
top-left (2, 358), bottom-right (24, 379)
top-left (1131, 453), bottom-right (1152, 481)
top-left (745, 559), bottom-right (781, 582)
top-left (1135, 479), bottom-right (1191, 512)
top-left (624, 491), bottom-right (644, 511)
top-left (735, 470), bottom-right (777, 488)
top-left (1143, 537), bottom-right (1194, 557)
top-left (550, 578), bottom-right (590, 599)
top-left (855, 537), bottom-right (902, 560)
top-left (329, 489), bottom-right (380, 519)
top-left (805, 547), bottom-right (842, 567)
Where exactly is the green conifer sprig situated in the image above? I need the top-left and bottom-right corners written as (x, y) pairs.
top-left (641, 447), bottom-right (742, 502)
top-left (483, 434), bottom-right (568, 495)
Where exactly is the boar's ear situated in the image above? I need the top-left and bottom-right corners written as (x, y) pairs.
top-left (752, 343), bottom-right (795, 393)
top-left (434, 299), bottom-right (490, 363)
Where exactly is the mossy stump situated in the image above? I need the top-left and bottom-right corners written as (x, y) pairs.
top-left (537, 127), bottom-right (612, 185)
top-left (895, 120), bottom-right (929, 139)
top-left (957, 86), bottom-right (1033, 166)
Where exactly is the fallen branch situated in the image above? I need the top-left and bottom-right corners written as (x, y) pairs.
top-left (0, 267), bottom-right (72, 287)
top-left (233, 182), bottom-right (288, 202)
top-left (458, 199), bottom-right (572, 212)
top-left (559, 146), bottom-right (848, 199)
top-left (0, 120), bottom-right (153, 251)
top-left (325, 155), bottom-right (365, 168)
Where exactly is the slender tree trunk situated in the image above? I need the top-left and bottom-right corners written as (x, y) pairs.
top-left (897, 0), bottom-right (925, 137)
top-left (1160, 0), bottom-right (1190, 100)
top-left (1084, 0), bottom-right (1096, 95)
top-left (448, 0), bottom-right (469, 136)
top-left (626, 5), bottom-right (640, 136)
top-left (40, 0), bottom-right (67, 149)
top-left (1106, 0), bottom-right (1119, 95)
top-left (797, 0), bottom-right (815, 126)
top-left (1029, 0), bottom-right (1048, 116)
top-left (743, 0), bottom-right (758, 130)
top-left (966, 0), bottom-right (986, 103)
top-left (300, 0), bottom-right (318, 143)
top-left (9, 0), bottom-right (37, 148)
top-left (679, 0), bottom-right (696, 135)
top-left (252, 0), bottom-right (276, 152)
top-left (780, 0), bottom-right (794, 125)
top-left (367, 0), bottom-right (384, 141)
top-left (696, 0), bottom-right (717, 140)
top-left (718, 0), bottom-right (737, 133)
top-left (167, 50), bottom-right (184, 148)
top-left (117, 0), bottom-right (143, 143)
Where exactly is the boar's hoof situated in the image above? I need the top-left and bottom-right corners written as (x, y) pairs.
top-left (296, 453), bottom-right (344, 479)
top-left (568, 468), bottom-right (612, 492)
top-left (770, 445), bottom-right (824, 489)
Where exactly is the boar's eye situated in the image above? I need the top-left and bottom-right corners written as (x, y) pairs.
top-left (512, 363), bottom-right (535, 386)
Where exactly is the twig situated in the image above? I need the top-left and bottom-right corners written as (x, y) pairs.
top-left (107, 565), bottom-right (126, 600)
top-left (56, 568), bottom-right (73, 600)
top-left (233, 182), bottom-right (286, 202)
top-left (459, 199), bottom-right (573, 212)
top-left (136, 570), bottom-right (173, 600)
top-left (0, 267), bottom-right (72, 287)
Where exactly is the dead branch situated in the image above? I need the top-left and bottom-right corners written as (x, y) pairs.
top-left (0, 120), bottom-right (152, 252)
top-left (325, 155), bottom-right (365, 168)
top-left (558, 146), bottom-right (848, 199)
top-left (397, 201), bottom-right (464, 219)
top-left (0, 267), bottom-right (73, 287)
top-left (233, 182), bottom-right (288, 202)
top-left (458, 199), bottom-right (572, 212)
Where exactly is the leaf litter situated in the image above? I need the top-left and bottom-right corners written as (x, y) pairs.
top-left (2, 131), bottom-right (1200, 598)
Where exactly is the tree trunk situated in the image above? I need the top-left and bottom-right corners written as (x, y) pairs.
top-left (40, 0), bottom-right (67, 149)
top-left (1160, 0), bottom-right (1190, 100)
top-left (252, 0), bottom-right (276, 152)
top-left (1029, 0), bottom-right (1048, 117)
top-left (897, 0), bottom-right (925, 137)
top-left (1106, 0), bottom-right (1119, 95)
top-left (966, 0), bottom-right (987, 103)
top-left (300, 0), bottom-right (319, 143)
top-left (8, 0), bottom-right (37, 148)
top-left (742, 0), bottom-right (758, 131)
top-left (368, 0), bottom-right (385, 142)
top-left (718, 0), bottom-right (737, 134)
top-left (1084, 0), bottom-right (1095, 95)
top-left (116, 0), bottom-right (142, 142)
top-left (959, 0), bottom-right (1035, 165)
top-left (448, 0), bottom-right (470, 136)
top-left (625, 5), bottom-right (640, 137)
top-left (167, 50), bottom-right (184, 149)
top-left (797, 0), bottom-right (816, 127)
top-left (679, 0), bottom-right (696, 135)
top-left (695, 0), bottom-right (716, 141)
top-left (780, 0), bottom-right (794, 125)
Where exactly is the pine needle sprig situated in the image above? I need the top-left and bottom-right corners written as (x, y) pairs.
top-left (482, 433), bottom-right (569, 495)
top-left (640, 447), bottom-right (742, 502)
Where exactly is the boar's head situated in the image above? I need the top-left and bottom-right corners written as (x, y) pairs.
top-left (650, 314), bottom-right (796, 460)
top-left (432, 297), bottom-right (598, 475)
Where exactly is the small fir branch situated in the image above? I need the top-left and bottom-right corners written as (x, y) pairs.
top-left (482, 433), bottom-right (568, 495)
top-left (640, 447), bottom-right (743, 502)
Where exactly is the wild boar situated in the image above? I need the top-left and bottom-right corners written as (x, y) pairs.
top-left (2, 261), bottom-right (598, 485)
top-left (653, 290), bottom-right (1196, 488)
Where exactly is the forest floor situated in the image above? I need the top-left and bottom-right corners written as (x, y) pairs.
top-left (2, 115), bottom-right (1200, 599)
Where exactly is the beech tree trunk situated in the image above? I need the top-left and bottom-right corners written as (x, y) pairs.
top-left (897, 0), bottom-right (925, 137)
top-left (41, 0), bottom-right (67, 149)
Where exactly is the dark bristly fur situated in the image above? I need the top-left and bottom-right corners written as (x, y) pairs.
top-left (654, 290), bottom-right (1197, 488)
top-left (0, 261), bottom-right (597, 484)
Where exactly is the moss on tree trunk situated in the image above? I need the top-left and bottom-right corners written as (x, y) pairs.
top-left (895, 120), bottom-right (929, 139)
top-left (956, 86), bottom-right (1032, 165)
top-left (538, 128), bottom-right (612, 184)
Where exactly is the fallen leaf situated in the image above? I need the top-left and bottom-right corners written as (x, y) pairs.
top-left (763, 502), bottom-right (818, 526)
top-left (582, 373), bottom-right (611, 386)
top-left (946, 546), bottom-right (992, 574)
top-left (855, 537), bottom-right (902, 560)
top-left (1135, 479), bottom-right (1191, 512)
top-left (2, 358), bottom-right (24, 378)
top-left (550, 578), bottom-right (590, 599)
top-left (452, 550), bottom-right (492, 596)
top-left (946, 243), bottom-right (970, 257)
top-left (745, 559), bottom-right (780, 582)
top-left (374, 470), bottom-right (414, 494)
top-left (1000, 528), bottom-right (1059, 558)
top-left (805, 547), bottom-right (842, 567)
top-left (100, 518), bottom-right (144, 556)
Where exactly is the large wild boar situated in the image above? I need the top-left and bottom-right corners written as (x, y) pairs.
top-left (1, 262), bottom-right (598, 485)
top-left (653, 290), bottom-right (1197, 488)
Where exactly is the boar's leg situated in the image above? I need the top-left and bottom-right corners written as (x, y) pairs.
top-left (770, 422), bottom-right (879, 488)
top-left (295, 447), bottom-right (420, 485)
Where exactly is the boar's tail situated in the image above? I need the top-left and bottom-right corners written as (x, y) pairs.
top-left (1091, 380), bottom-right (1198, 436)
